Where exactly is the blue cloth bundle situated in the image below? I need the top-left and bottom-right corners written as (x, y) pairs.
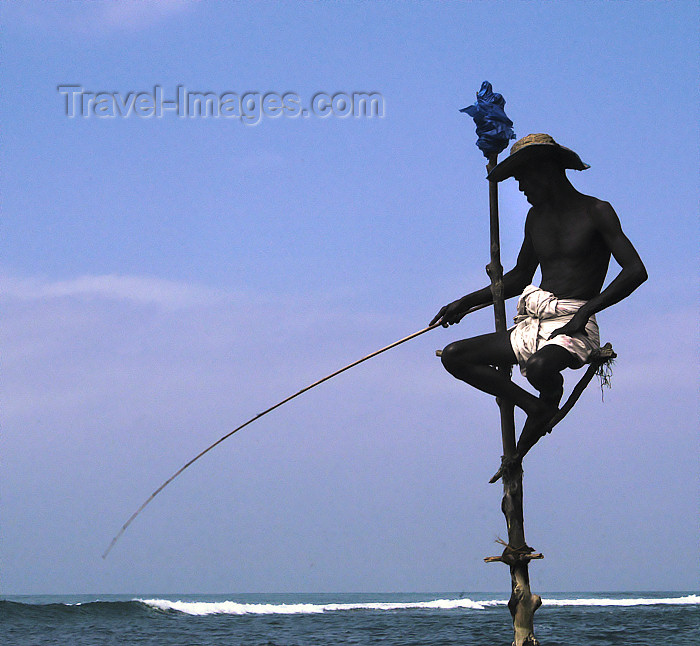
top-left (461, 81), bottom-right (515, 157)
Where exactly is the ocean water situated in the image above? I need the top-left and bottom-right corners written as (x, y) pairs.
top-left (1, 592), bottom-right (697, 645)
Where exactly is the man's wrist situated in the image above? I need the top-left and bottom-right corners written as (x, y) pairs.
top-left (576, 304), bottom-right (593, 320)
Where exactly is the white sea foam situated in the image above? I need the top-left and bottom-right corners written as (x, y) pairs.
top-left (137, 595), bottom-right (699, 616)
top-left (541, 595), bottom-right (700, 607)
top-left (137, 597), bottom-right (499, 615)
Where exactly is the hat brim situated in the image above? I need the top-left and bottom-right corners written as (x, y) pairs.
top-left (487, 144), bottom-right (589, 183)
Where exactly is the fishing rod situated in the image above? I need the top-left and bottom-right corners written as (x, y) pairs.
top-left (102, 303), bottom-right (488, 558)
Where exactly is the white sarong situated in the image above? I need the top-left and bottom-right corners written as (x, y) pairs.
top-left (510, 284), bottom-right (600, 376)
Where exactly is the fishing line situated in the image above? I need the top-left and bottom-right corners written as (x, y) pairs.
top-left (103, 305), bottom-right (487, 558)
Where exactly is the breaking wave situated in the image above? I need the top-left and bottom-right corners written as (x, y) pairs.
top-left (541, 595), bottom-right (700, 608)
top-left (138, 597), bottom-right (499, 615)
top-left (137, 595), bottom-right (700, 616)
top-left (2, 595), bottom-right (697, 620)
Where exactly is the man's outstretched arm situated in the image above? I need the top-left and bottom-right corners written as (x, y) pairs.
top-left (550, 201), bottom-right (647, 338)
top-left (430, 229), bottom-right (538, 326)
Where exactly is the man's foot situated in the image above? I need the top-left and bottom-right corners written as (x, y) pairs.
top-left (489, 395), bottom-right (561, 483)
top-left (489, 454), bottom-right (522, 483)
top-left (516, 400), bottom-right (559, 458)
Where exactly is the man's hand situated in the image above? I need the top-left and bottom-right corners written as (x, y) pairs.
top-left (430, 299), bottom-right (469, 327)
top-left (548, 309), bottom-right (589, 339)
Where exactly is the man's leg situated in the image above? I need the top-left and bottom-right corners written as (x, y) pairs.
top-left (440, 331), bottom-right (547, 418)
top-left (516, 344), bottom-right (577, 457)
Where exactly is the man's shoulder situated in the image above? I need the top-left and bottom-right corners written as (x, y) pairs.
top-left (562, 193), bottom-right (618, 229)
top-left (571, 194), bottom-right (625, 239)
top-left (575, 192), bottom-right (613, 213)
top-left (580, 195), bottom-right (619, 225)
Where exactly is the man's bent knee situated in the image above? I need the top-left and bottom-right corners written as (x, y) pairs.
top-left (524, 354), bottom-right (547, 382)
top-left (442, 333), bottom-right (516, 374)
top-left (440, 341), bottom-right (465, 374)
top-left (524, 350), bottom-right (568, 389)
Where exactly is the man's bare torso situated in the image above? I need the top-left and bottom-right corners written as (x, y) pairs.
top-left (527, 194), bottom-right (612, 301)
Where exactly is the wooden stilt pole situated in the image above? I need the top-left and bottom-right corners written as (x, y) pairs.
top-left (484, 153), bottom-right (542, 646)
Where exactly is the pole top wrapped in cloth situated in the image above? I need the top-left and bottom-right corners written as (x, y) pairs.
top-left (460, 81), bottom-right (515, 157)
top-left (487, 133), bottom-right (590, 183)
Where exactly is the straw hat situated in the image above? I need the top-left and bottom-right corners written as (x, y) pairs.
top-left (487, 133), bottom-right (589, 183)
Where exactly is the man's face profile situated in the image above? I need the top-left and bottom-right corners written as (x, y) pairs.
top-left (514, 159), bottom-right (563, 206)
top-left (514, 167), bottom-right (546, 206)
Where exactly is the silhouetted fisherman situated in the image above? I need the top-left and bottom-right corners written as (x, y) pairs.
top-left (431, 133), bottom-right (647, 465)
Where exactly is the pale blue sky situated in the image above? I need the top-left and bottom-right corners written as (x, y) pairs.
top-left (1, 1), bottom-right (698, 594)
